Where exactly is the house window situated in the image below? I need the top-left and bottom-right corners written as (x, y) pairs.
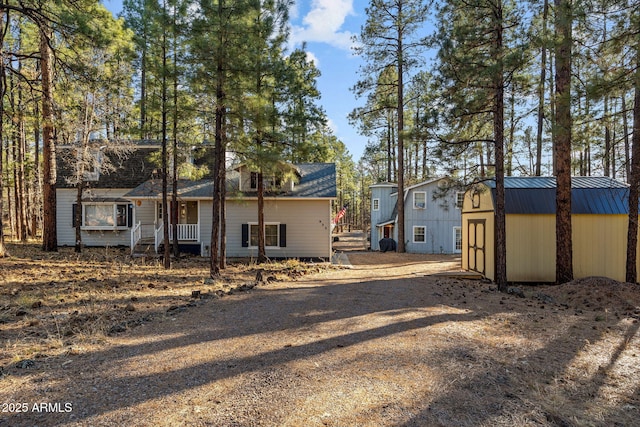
top-left (82, 203), bottom-right (129, 228)
top-left (413, 226), bottom-right (426, 243)
top-left (249, 172), bottom-right (282, 190)
top-left (414, 192), bottom-right (426, 209)
top-left (454, 226), bottom-right (462, 253)
top-left (242, 223), bottom-right (286, 248)
top-left (373, 198), bottom-right (379, 211)
top-left (456, 192), bottom-right (465, 209)
top-left (79, 149), bottom-right (103, 181)
top-left (250, 223), bottom-right (280, 247)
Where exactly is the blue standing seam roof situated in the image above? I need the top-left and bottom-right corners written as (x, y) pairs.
top-left (484, 176), bottom-right (635, 214)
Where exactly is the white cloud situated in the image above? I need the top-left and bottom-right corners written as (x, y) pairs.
top-left (305, 51), bottom-right (320, 67)
top-left (326, 117), bottom-right (338, 134)
top-left (290, 0), bottom-right (356, 51)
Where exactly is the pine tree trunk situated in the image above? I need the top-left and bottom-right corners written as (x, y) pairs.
top-left (0, 13), bottom-right (7, 257)
top-left (396, 5), bottom-right (405, 253)
top-left (219, 153), bottom-right (227, 270)
top-left (493, 0), bottom-right (507, 291)
top-left (171, 6), bottom-right (179, 259)
top-left (32, 105), bottom-right (41, 238)
top-left (625, 45), bottom-right (640, 283)
top-left (387, 121), bottom-right (392, 182)
top-left (554, 0), bottom-right (573, 284)
top-left (623, 96), bottom-right (631, 181)
top-left (210, 73), bottom-right (225, 277)
top-left (257, 171), bottom-right (267, 263)
top-left (17, 115), bottom-right (27, 242)
top-left (604, 96), bottom-right (611, 176)
top-left (161, 21), bottom-right (170, 269)
top-left (40, 24), bottom-right (57, 252)
top-left (535, 0), bottom-right (548, 176)
top-left (75, 183), bottom-right (83, 253)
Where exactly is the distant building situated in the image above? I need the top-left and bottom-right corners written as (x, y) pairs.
top-left (370, 178), bottom-right (463, 254)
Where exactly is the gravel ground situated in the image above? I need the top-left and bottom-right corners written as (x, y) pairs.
top-left (2, 235), bottom-right (640, 426)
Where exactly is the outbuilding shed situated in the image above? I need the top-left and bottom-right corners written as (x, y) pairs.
top-left (461, 176), bottom-right (639, 283)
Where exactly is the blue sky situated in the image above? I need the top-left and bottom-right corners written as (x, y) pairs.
top-left (101, 0), bottom-right (370, 160)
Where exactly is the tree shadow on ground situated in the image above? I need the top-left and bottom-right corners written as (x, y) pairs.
top-left (3, 274), bottom-right (481, 426)
top-left (394, 305), bottom-right (640, 426)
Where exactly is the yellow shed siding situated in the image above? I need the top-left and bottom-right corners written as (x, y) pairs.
top-left (462, 184), bottom-right (640, 283)
top-left (572, 214), bottom-right (639, 282)
top-left (505, 215), bottom-right (556, 282)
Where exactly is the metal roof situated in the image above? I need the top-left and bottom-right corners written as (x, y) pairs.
top-left (485, 176), bottom-right (628, 189)
top-left (484, 176), bottom-right (632, 214)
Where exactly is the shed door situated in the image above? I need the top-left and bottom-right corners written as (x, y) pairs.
top-left (467, 219), bottom-right (486, 276)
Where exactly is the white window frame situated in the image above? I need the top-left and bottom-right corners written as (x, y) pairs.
top-left (249, 171), bottom-right (282, 190)
top-left (372, 198), bottom-right (380, 211)
top-left (248, 222), bottom-right (281, 248)
top-left (250, 172), bottom-right (259, 190)
top-left (413, 192), bottom-right (426, 209)
top-left (456, 192), bottom-right (465, 209)
top-left (453, 226), bottom-right (462, 253)
top-left (82, 203), bottom-right (129, 230)
top-left (413, 226), bottom-right (426, 243)
top-left (78, 149), bottom-right (103, 182)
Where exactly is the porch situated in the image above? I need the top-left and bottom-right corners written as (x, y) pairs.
top-left (131, 222), bottom-right (200, 255)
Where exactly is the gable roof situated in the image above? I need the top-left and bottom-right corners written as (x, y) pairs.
top-left (484, 176), bottom-right (632, 214)
top-left (124, 163), bottom-right (337, 199)
top-left (56, 143), bottom-right (159, 189)
top-left (374, 177), bottom-right (452, 227)
top-left (286, 163), bottom-right (336, 198)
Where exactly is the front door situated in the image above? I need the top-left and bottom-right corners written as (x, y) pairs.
top-left (467, 219), bottom-right (485, 276)
top-left (157, 201), bottom-right (198, 224)
top-left (178, 201), bottom-right (198, 224)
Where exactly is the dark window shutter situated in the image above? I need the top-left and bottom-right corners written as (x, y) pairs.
top-left (241, 224), bottom-right (249, 247)
top-left (128, 204), bottom-right (133, 227)
top-left (72, 204), bottom-right (78, 227)
top-left (279, 224), bottom-right (286, 247)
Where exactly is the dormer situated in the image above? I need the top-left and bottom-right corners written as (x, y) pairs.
top-left (75, 146), bottom-right (105, 182)
top-left (236, 162), bottom-right (300, 193)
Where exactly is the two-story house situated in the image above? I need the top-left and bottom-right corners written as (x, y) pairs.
top-left (56, 141), bottom-right (337, 260)
top-left (370, 178), bottom-right (463, 254)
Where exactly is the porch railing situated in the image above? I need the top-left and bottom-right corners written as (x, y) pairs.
top-left (130, 221), bottom-right (142, 254)
top-left (154, 223), bottom-right (164, 253)
top-left (170, 224), bottom-right (199, 242)
top-left (154, 223), bottom-right (200, 253)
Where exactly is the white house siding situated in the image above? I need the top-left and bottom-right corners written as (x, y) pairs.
top-left (199, 201), bottom-right (213, 255)
top-left (56, 188), bottom-right (133, 247)
top-left (404, 184), bottom-right (461, 254)
top-left (218, 198), bottom-right (332, 259)
top-left (132, 199), bottom-right (157, 239)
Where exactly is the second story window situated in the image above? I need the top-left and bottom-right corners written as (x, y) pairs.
top-left (249, 171), bottom-right (282, 190)
top-left (373, 198), bottom-right (379, 211)
top-left (414, 192), bottom-right (426, 209)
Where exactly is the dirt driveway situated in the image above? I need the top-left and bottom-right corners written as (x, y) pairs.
top-left (1, 240), bottom-right (640, 426)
